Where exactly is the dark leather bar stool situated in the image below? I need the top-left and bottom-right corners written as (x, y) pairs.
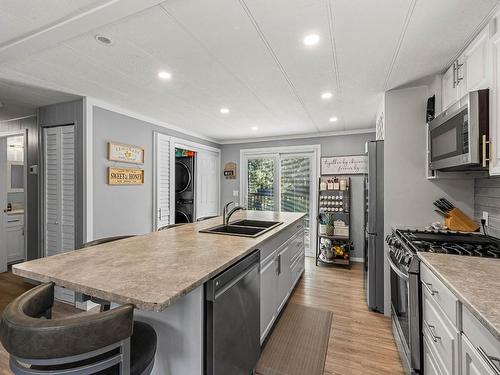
top-left (0, 282), bottom-right (157, 375)
top-left (79, 235), bottom-right (136, 311)
top-left (196, 216), bottom-right (217, 221)
top-left (158, 223), bottom-right (185, 230)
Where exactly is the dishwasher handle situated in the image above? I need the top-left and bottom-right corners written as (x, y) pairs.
top-left (206, 250), bottom-right (260, 301)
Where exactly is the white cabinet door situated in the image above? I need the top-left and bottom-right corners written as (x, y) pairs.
top-left (6, 216), bottom-right (24, 263)
top-left (260, 255), bottom-right (277, 344)
top-left (424, 336), bottom-right (444, 375)
top-left (489, 32), bottom-right (500, 175)
top-left (461, 334), bottom-right (497, 375)
top-left (442, 64), bottom-right (459, 110)
top-left (195, 150), bottom-right (219, 220)
top-left (463, 29), bottom-right (489, 92)
top-left (43, 125), bottom-right (75, 256)
top-left (154, 133), bottom-right (171, 230)
top-left (276, 243), bottom-right (292, 314)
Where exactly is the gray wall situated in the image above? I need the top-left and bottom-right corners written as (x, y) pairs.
top-left (475, 176), bottom-right (500, 237)
top-left (220, 132), bottom-right (375, 259)
top-left (0, 116), bottom-right (39, 260)
top-left (39, 99), bottom-right (85, 250)
top-left (383, 85), bottom-right (475, 315)
top-left (92, 107), bottom-right (218, 239)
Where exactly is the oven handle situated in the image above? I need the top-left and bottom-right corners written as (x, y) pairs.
top-left (387, 252), bottom-right (409, 281)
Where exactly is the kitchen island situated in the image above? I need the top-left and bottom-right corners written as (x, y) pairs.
top-left (12, 211), bottom-right (306, 375)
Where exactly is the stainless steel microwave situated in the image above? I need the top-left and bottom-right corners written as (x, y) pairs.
top-left (429, 89), bottom-right (489, 171)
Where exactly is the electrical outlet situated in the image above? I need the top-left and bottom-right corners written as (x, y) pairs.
top-left (483, 211), bottom-right (489, 226)
top-left (233, 190), bottom-right (239, 197)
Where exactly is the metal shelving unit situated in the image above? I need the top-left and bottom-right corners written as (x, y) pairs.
top-left (316, 176), bottom-right (352, 268)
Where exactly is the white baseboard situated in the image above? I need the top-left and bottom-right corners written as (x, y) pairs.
top-left (350, 257), bottom-right (364, 263)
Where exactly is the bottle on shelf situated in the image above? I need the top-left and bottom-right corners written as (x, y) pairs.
top-left (340, 179), bottom-right (347, 191)
top-left (320, 180), bottom-right (327, 191)
top-left (333, 177), bottom-right (340, 190)
top-left (327, 179), bottom-right (334, 190)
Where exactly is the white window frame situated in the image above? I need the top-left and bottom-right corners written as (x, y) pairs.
top-left (240, 144), bottom-right (320, 257)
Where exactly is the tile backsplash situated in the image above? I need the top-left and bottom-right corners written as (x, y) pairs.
top-left (474, 176), bottom-right (500, 238)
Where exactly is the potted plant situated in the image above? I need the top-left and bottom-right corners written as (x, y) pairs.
top-left (319, 214), bottom-right (335, 236)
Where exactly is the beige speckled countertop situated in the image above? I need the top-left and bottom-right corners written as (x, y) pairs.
top-left (418, 252), bottom-right (500, 341)
top-left (13, 211), bottom-right (305, 312)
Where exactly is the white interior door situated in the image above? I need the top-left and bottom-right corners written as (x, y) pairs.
top-left (44, 125), bottom-right (75, 257)
top-left (154, 133), bottom-right (171, 230)
top-left (0, 137), bottom-right (7, 272)
top-left (195, 150), bottom-right (219, 219)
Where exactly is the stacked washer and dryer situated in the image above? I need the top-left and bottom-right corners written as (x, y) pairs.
top-left (175, 148), bottom-right (196, 223)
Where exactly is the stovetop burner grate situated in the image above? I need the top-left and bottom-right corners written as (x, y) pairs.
top-left (395, 229), bottom-right (500, 258)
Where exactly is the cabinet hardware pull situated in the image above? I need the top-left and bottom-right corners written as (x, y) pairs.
top-left (483, 134), bottom-right (491, 168)
top-left (424, 320), bottom-right (441, 342)
top-left (423, 281), bottom-right (438, 296)
top-left (452, 62), bottom-right (457, 88)
top-left (477, 347), bottom-right (500, 375)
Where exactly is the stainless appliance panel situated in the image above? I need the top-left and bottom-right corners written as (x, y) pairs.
top-left (429, 89), bottom-right (488, 171)
top-left (365, 140), bottom-right (384, 313)
top-left (205, 251), bottom-right (260, 375)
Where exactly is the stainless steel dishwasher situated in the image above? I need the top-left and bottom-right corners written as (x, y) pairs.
top-left (205, 250), bottom-right (260, 375)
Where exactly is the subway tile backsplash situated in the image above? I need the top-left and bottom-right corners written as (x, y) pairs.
top-left (474, 176), bottom-right (500, 238)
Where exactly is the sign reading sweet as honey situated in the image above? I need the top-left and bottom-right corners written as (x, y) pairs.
top-left (321, 155), bottom-right (368, 175)
top-left (108, 167), bottom-right (144, 185)
top-left (108, 142), bottom-right (144, 164)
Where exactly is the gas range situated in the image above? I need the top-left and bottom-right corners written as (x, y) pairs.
top-left (394, 228), bottom-right (500, 258)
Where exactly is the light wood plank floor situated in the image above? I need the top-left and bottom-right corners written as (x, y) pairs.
top-left (291, 258), bottom-right (404, 375)
top-left (0, 258), bottom-right (404, 375)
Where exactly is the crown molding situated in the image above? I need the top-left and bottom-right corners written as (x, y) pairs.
top-left (218, 128), bottom-right (375, 145)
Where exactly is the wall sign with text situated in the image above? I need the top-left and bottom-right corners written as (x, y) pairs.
top-left (224, 162), bottom-right (237, 179)
top-left (108, 167), bottom-right (144, 185)
top-left (321, 155), bottom-right (368, 175)
top-left (108, 142), bottom-right (144, 164)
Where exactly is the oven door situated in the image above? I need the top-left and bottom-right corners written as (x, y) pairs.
top-left (388, 251), bottom-right (412, 373)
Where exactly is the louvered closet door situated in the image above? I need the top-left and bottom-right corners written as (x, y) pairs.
top-left (43, 125), bottom-right (75, 257)
top-left (155, 133), bottom-right (171, 230)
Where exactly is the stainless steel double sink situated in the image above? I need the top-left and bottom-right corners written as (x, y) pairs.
top-left (199, 219), bottom-right (283, 238)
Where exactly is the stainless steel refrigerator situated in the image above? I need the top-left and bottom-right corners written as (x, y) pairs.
top-left (364, 140), bottom-right (384, 313)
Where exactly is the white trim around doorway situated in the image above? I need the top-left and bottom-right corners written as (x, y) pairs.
top-left (239, 144), bottom-right (321, 257)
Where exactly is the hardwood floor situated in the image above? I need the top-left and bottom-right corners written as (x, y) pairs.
top-left (0, 258), bottom-right (404, 375)
top-left (290, 258), bottom-right (404, 375)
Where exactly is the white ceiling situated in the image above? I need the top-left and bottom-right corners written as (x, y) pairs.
top-left (0, 0), bottom-right (498, 142)
top-left (0, 79), bottom-right (78, 121)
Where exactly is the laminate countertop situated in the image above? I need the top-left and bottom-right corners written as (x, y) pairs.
top-left (13, 211), bottom-right (305, 312)
top-left (418, 252), bottom-right (500, 341)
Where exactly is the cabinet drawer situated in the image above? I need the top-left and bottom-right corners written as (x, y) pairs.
top-left (289, 230), bottom-right (304, 265)
top-left (462, 306), bottom-right (500, 368)
top-left (461, 333), bottom-right (499, 375)
top-left (290, 254), bottom-right (304, 288)
top-left (424, 334), bottom-right (445, 375)
top-left (6, 215), bottom-right (24, 229)
top-left (422, 286), bottom-right (459, 375)
top-left (421, 263), bottom-right (459, 325)
top-left (259, 219), bottom-right (304, 262)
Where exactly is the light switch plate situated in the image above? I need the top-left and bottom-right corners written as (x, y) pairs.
top-left (482, 211), bottom-right (489, 226)
top-left (233, 190), bottom-right (239, 197)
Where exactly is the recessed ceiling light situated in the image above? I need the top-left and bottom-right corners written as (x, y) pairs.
top-left (220, 107), bottom-right (230, 114)
top-left (303, 34), bottom-right (320, 46)
top-left (251, 126), bottom-right (258, 131)
top-left (321, 92), bottom-right (333, 100)
top-left (95, 34), bottom-right (113, 46)
top-left (329, 116), bottom-right (338, 123)
top-left (158, 71), bottom-right (172, 80)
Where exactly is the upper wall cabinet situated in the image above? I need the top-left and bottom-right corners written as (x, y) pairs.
top-left (489, 21), bottom-right (500, 175)
top-left (463, 29), bottom-right (490, 92)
